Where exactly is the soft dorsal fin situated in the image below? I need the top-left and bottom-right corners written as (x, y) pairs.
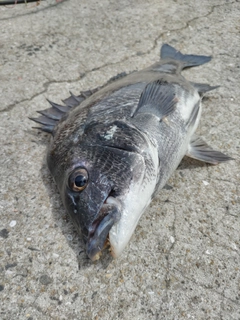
top-left (187, 135), bottom-right (234, 164)
top-left (132, 80), bottom-right (177, 120)
top-left (190, 82), bottom-right (220, 96)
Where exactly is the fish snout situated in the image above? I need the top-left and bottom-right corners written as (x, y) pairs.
top-left (86, 197), bottom-right (121, 261)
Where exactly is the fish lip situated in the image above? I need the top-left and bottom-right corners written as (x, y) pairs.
top-left (86, 196), bottom-right (121, 261)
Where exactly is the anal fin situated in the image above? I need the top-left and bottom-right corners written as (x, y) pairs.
top-left (187, 135), bottom-right (234, 164)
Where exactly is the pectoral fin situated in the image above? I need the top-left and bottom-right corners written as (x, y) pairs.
top-left (187, 135), bottom-right (234, 164)
top-left (132, 80), bottom-right (177, 120)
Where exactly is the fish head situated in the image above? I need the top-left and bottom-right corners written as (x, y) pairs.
top-left (47, 128), bottom-right (157, 260)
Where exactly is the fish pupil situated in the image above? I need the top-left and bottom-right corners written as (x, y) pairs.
top-left (75, 175), bottom-right (87, 187)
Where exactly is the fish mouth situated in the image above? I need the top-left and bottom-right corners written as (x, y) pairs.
top-left (86, 196), bottom-right (121, 261)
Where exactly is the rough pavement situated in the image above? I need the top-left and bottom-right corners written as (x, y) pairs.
top-left (0, 0), bottom-right (240, 319)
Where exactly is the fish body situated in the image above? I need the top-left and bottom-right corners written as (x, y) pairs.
top-left (31, 44), bottom-right (232, 260)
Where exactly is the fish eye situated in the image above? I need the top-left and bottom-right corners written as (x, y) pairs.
top-left (68, 168), bottom-right (89, 192)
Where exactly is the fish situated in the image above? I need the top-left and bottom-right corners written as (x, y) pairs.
top-left (30, 44), bottom-right (233, 261)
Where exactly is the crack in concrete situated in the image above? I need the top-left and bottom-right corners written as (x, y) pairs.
top-left (175, 269), bottom-right (240, 306)
top-left (160, 206), bottom-right (177, 309)
top-left (0, 74), bottom-right (87, 113)
top-left (1, 1), bottom-right (237, 114)
top-left (149, 1), bottom-right (237, 55)
top-left (179, 211), bottom-right (240, 255)
top-left (185, 1), bottom-right (237, 27)
top-left (1, 1), bottom-right (236, 114)
top-left (0, 0), bottom-right (237, 24)
top-left (213, 177), bottom-right (238, 185)
top-left (0, 89), bottom-right (46, 114)
top-left (0, 0), bottom-right (69, 22)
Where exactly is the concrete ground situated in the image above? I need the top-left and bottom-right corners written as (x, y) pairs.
top-left (0, 0), bottom-right (240, 319)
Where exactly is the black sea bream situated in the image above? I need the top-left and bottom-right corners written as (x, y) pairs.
top-left (31, 44), bottom-right (233, 261)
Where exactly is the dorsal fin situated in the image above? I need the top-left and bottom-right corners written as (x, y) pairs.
top-left (29, 71), bottom-right (134, 134)
top-left (132, 80), bottom-right (177, 120)
top-left (190, 82), bottom-right (220, 96)
top-left (29, 89), bottom-right (98, 134)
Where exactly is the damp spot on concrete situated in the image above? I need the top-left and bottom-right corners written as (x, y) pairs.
top-left (39, 274), bottom-right (53, 285)
top-left (0, 229), bottom-right (9, 239)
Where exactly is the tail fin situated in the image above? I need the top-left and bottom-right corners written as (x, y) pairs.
top-left (160, 44), bottom-right (212, 69)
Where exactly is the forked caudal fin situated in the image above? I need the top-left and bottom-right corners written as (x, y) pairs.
top-left (160, 44), bottom-right (212, 69)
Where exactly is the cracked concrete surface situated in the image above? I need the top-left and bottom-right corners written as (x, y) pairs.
top-left (0, 0), bottom-right (240, 319)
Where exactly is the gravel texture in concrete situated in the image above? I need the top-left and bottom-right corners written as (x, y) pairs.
top-left (0, 0), bottom-right (239, 319)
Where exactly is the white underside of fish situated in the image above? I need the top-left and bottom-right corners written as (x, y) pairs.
top-left (109, 90), bottom-right (203, 257)
top-left (109, 136), bottom-right (159, 258)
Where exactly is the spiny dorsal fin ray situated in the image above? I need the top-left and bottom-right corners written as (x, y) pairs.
top-left (132, 80), bottom-right (177, 120)
top-left (46, 99), bottom-right (72, 113)
top-left (30, 73), bottom-right (134, 134)
top-left (187, 135), bottom-right (234, 164)
top-left (29, 115), bottom-right (57, 126)
top-left (30, 88), bottom-right (100, 134)
top-left (37, 107), bottom-right (65, 121)
top-left (31, 125), bottom-right (55, 133)
top-left (62, 91), bottom-right (85, 107)
top-left (62, 89), bottom-right (100, 107)
top-left (160, 44), bottom-right (212, 70)
top-left (29, 99), bottom-right (70, 134)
